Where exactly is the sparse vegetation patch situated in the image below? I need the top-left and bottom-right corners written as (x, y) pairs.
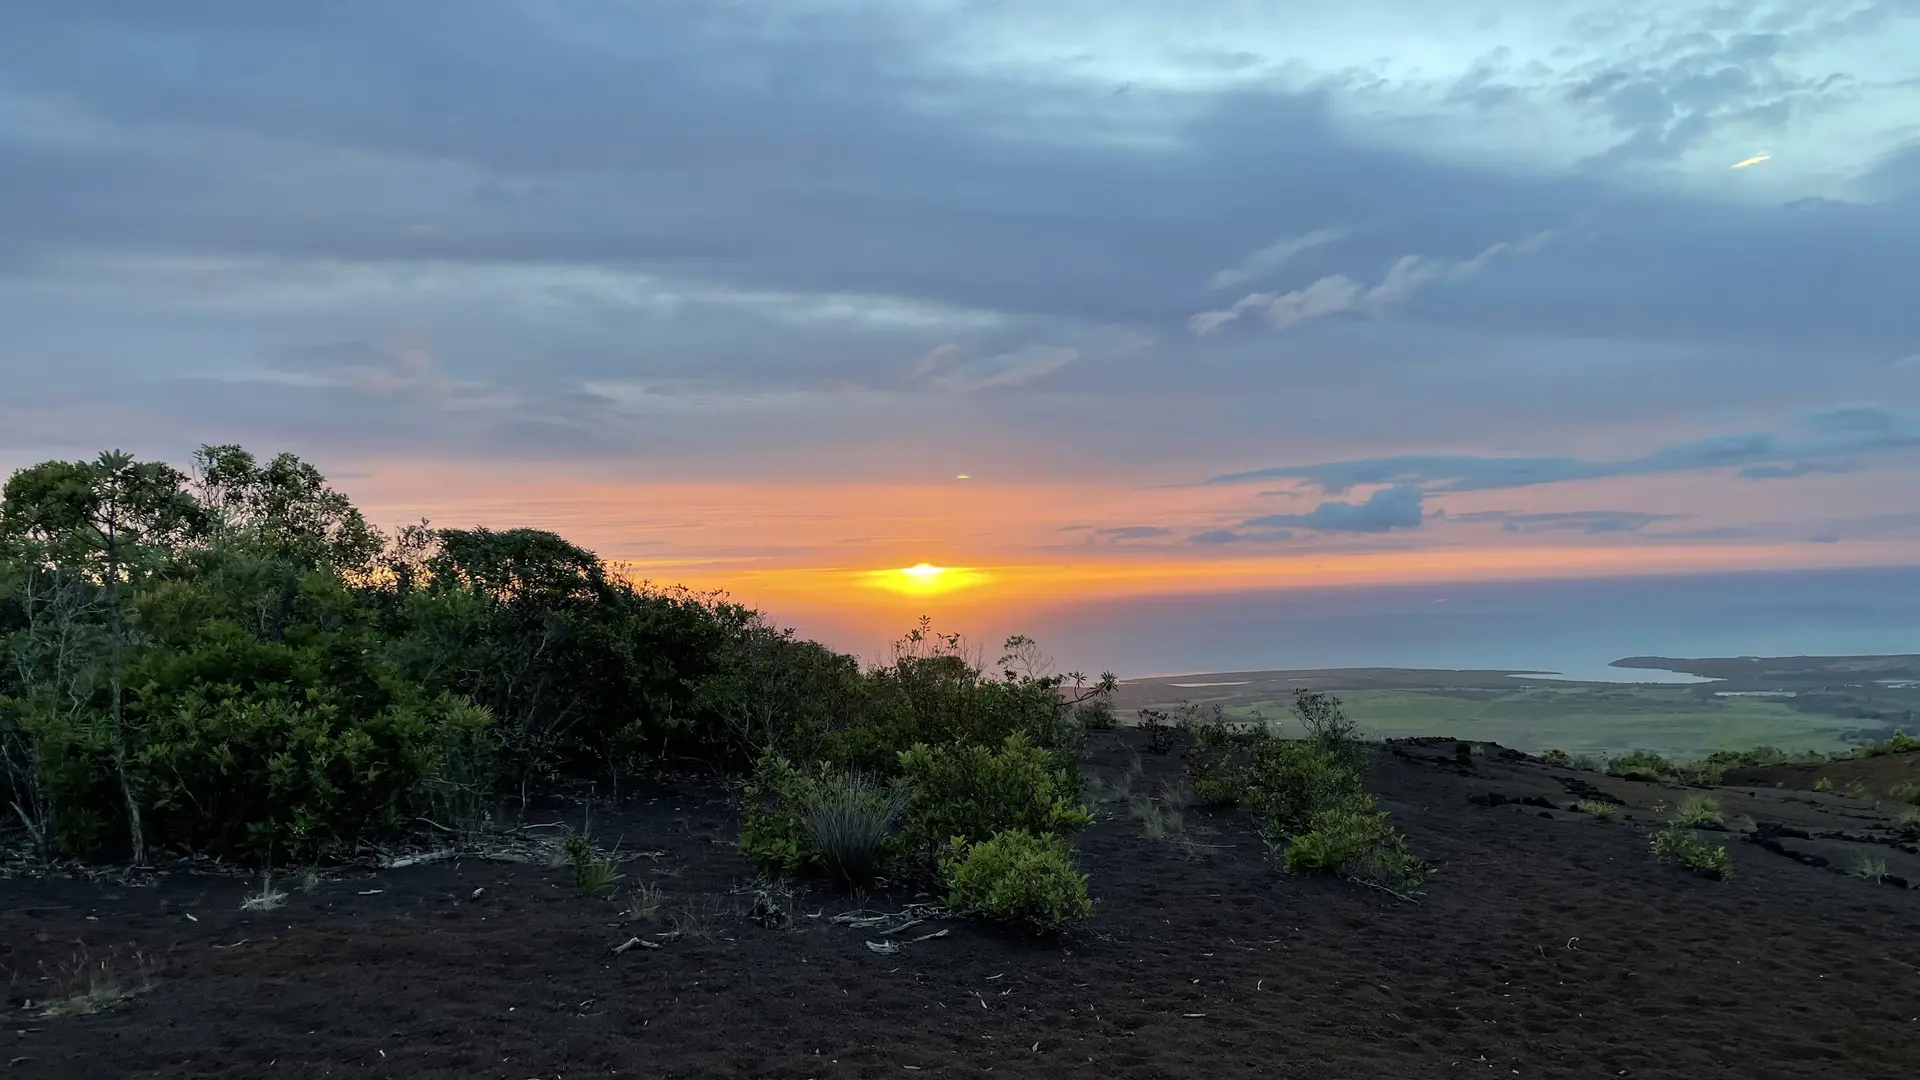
top-left (1650, 826), bottom-right (1734, 880)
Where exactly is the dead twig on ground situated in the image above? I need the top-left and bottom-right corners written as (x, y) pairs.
top-left (1347, 877), bottom-right (1422, 905)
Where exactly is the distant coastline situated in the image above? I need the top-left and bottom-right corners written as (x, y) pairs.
top-left (1113, 653), bottom-right (1920, 760)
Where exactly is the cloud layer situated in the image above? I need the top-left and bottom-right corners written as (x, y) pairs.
top-left (0, 0), bottom-right (1916, 582)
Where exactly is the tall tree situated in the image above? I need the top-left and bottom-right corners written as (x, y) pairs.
top-left (192, 445), bottom-right (384, 573)
top-left (0, 451), bottom-right (207, 863)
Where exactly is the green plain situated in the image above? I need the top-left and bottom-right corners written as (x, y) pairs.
top-left (1224, 687), bottom-right (1870, 759)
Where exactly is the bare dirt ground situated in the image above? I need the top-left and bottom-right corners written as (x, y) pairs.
top-left (6, 732), bottom-right (1918, 1080)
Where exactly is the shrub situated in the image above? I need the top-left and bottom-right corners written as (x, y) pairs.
top-left (1674, 760), bottom-right (1725, 786)
top-left (738, 753), bottom-right (830, 874)
top-left (1576, 799), bottom-right (1623, 821)
top-left (1240, 739), bottom-right (1367, 834)
top-left (1538, 749), bottom-right (1574, 768)
top-left (1136, 707), bottom-right (1177, 754)
top-left (1888, 780), bottom-right (1920, 806)
top-left (1291, 691), bottom-right (1369, 774)
top-left (1814, 776), bottom-right (1833, 792)
top-left (1607, 750), bottom-right (1676, 783)
top-left (1855, 855), bottom-right (1889, 881)
top-left (1649, 826), bottom-right (1733, 880)
top-left (897, 732), bottom-right (1091, 854)
top-left (802, 772), bottom-right (911, 886)
top-left (940, 830), bottom-right (1092, 931)
top-left (1279, 800), bottom-right (1425, 890)
top-left (1671, 795), bottom-right (1724, 827)
top-left (1183, 724), bottom-right (1362, 820)
top-left (1860, 730), bottom-right (1920, 758)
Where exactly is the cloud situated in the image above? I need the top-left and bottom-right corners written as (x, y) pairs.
top-left (1190, 527), bottom-right (1294, 545)
top-left (1208, 227), bottom-right (1346, 289)
top-left (270, 341), bottom-right (460, 403)
top-left (1096, 525), bottom-right (1175, 540)
top-left (1241, 484), bottom-right (1425, 533)
top-left (1448, 510), bottom-right (1684, 534)
top-left (913, 343), bottom-right (1080, 392)
top-left (0, 0), bottom-right (1916, 509)
top-left (1206, 406), bottom-right (1920, 493)
top-left (1737, 460), bottom-right (1860, 480)
top-left (1189, 231), bottom-right (1553, 335)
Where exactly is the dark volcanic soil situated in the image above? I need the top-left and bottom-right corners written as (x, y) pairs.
top-left (6, 732), bottom-right (1919, 1080)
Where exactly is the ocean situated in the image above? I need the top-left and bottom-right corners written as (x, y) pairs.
top-left (1019, 567), bottom-right (1920, 680)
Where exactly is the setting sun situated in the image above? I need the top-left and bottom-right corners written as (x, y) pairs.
top-left (865, 562), bottom-right (989, 596)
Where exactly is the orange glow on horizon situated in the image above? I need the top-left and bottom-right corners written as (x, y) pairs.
top-left (336, 463), bottom-right (1920, 631)
top-left (652, 540), bottom-right (1920, 619)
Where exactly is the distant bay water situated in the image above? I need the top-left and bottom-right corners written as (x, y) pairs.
top-left (1019, 567), bottom-right (1920, 681)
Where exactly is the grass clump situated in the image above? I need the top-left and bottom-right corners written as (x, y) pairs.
top-left (37, 948), bottom-right (157, 1017)
top-left (1671, 794), bottom-right (1724, 827)
top-left (1894, 806), bottom-right (1920, 836)
top-left (624, 880), bottom-right (663, 922)
top-left (1854, 855), bottom-right (1889, 881)
top-left (739, 757), bottom-right (915, 886)
top-left (239, 872), bottom-right (288, 912)
top-left (802, 772), bottom-right (911, 886)
top-left (1576, 799), bottom-right (1623, 822)
top-left (1887, 780), bottom-right (1920, 806)
top-left (941, 829), bottom-right (1093, 931)
top-left (1650, 826), bottom-right (1733, 880)
top-left (1814, 776), bottom-right (1834, 792)
top-left (1537, 748), bottom-right (1574, 768)
top-left (1279, 799), bottom-right (1425, 890)
top-left (1129, 794), bottom-right (1186, 842)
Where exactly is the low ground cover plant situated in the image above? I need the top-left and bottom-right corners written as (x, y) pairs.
top-left (1671, 795), bottom-right (1724, 827)
top-left (1650, 826), bottom-right (1733, 880)
top-left (1576, 799), bottom-right (1623, 821)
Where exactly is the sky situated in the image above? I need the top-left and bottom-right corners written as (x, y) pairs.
top-left (3, 0), bottom-right (1919, 657)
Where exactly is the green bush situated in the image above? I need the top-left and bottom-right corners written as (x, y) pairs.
top-left (1240, 739), bottom-right (1368, 834)
top-left (1279, 799), bottom-right (1425, 889)
top-left (940, 829), bottom-right (1092, 931)
top-left (1889, 780), bottom-right (1920, 806)
top-left (1538, 748), bottom-right (1574, 768)
top-left (1, 445), bottom-right (1123, 875)
top-left (1607, 750), bottom-right (1676, 783)
top-left (1649, 826), bottom-right (1733, 879)
top-left (1291, 691), bottom-right (1370, 774)
top-left (1860, 730), bottom-right (1920, 758)
top-left (897, 732), bottom-right (1090, 854)
top-left (15, 567), bottom-right (496, 860)
top-left (738, 753), bottom-right (831, 874)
